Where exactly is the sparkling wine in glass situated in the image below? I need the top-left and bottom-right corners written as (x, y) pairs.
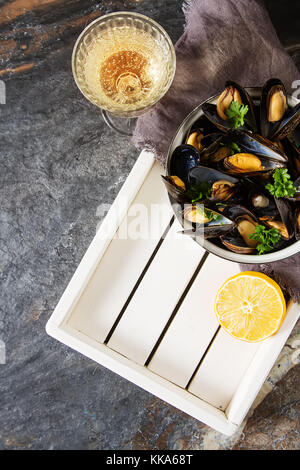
top-left (72, 12), bottom-right (176, 135)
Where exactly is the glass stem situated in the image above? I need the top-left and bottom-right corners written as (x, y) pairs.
top-left (101, 109), bottom-right (135, 136)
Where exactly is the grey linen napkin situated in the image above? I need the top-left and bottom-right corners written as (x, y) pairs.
top-left (132, 0), bottom-right (300, 302)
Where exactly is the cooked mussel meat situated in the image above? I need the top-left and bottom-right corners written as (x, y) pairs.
top-left (202, 81), bottom-right (257, 133)
top-left (223, 152), bottom-right (284, 175)
top-left (260, 78), bottom-right (287, 138)
top-left (200, 133), bottom-right (234, 162)
top-left (186, 129), bottom-right (204, 152)
top-left (161, 175), bottom-right (188, 203)
top-left (259, 198), bottom-right (294, 240)
top-left (188, 166), bottom-right (240, 202)
top-left (220, 206), bottom-right (259, 253)
top-left (181, 203), bottom-right (235, 238)
top-left (217, 85), bottom-right (242, 120)
top-left (261, 78), bottom-right (300, 140)
top-left (211, 180), bottom-right (236, 201)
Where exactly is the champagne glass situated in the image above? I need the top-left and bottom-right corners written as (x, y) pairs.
top-left (72, 12), bottom-right (176, 136)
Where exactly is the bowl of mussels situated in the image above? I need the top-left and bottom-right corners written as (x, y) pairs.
top-left (164, 78), bottom-right (300, 263)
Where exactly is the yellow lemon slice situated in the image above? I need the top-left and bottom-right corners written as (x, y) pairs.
top-left (214, 271), bottom-right (286, 342)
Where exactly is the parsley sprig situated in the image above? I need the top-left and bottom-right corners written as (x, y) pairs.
top-left (220, 141), bottom-right (241, 154)
top-left (249, 224), bottom-right (282, 255)
top-left (265, 168), bottom-right (296, 198)
top-left (186, 182), bottom-right (212, 203)
top-left (195, 206), bottom-right (222, 223)
top-left (226, 101), bottom-right (249, 129)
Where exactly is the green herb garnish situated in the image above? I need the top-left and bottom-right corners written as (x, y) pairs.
top-left (230, 142), bottom-right (241, 153)
top-left (226, 101), bottom-right (249, 129)
top-left (196, 206), bottom-right (222, 223)
top-left (220, 141), bottom-right (241, 154)
top-left (186, 182), bottom-right (212, 203)
top-left (249, 224), bottom-right (282, 255)
top-left (265, 168), bottom-right (296, 198)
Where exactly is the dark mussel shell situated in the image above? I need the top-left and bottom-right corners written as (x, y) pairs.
top-left (220, 229), bottom-right (257, 254)
top-left (248, 188), bottom-right (278, 218)
top-left (181, 203), bottom-right (235, 239)
top-left (188, 166), bottom-right (240, 202)
top-left (202, 81), bottom-right (257, 133)
top-left (271, 102), bottom-right (300, 140)
top-left (260, 78), bottom-right (288, 139)
top-left (259, 198), bottom-right (294, 240)
top-left (220, 205), bottom-right (259, 253)
top-left (295, 207), bottom-right (300, 240)
top-left (186, 114), bottom-right (219, 140)
top-left (229, 130), bottom-right (288, 162)
top-left (293, 124), bottom-right (300, 149)
top-left (200, 133), bottom-right (234, 163)
top-left (290, 176), bottom-right (300, 201)
top-left (260, 78), bottom-right (300, 140)
top-left (169, 144), bottom-right (200, 183)
top-left (161, 175), bottom-right (188, 204)
top-left (283, 136), bottom-right (300, 178)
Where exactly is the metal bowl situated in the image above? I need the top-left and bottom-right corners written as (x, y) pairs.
top-left (166, 87), bottom-right (300, 264)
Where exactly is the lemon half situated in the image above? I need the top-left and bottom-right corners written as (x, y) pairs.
top-left (214, 271), bottom-right (286, 342)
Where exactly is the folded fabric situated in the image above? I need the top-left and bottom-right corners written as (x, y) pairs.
top-left (132, 0), bottom-right (300, 302)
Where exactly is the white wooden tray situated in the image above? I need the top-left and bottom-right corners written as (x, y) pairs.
top-left (46, 150), bottom-right (300, 436)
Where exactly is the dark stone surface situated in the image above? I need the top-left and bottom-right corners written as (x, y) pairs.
top-left (0, 0), bottom-right (299, 450)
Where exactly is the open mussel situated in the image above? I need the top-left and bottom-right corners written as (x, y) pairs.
top-left (222, 152), bottom-right (285, 176)
top-left (219, 130), bottom-right (288, 176)
top-left (188, 166), bottom-right (240, 202)
top-left (169, 144), bottom-right (200, 183)
top-left (260, 78), bottom-right (287, 139)
top-left (220, 205), bottom-right (259, 253)
top-left (229, 130), bottom-right (288, 162)
top-left (273, 102), bottom-right (300, 140)
top-left (185, 129), bottom-right (204, 152)
top-left (261, 78), bottom-right (300, 140)
top-left (199, 133), bottom-right (235, 163)
top-left (181, 203), bottom-right (235, 239)
top-left (161, 175), bottom-right (188, 204)
top-left (259, 198), bottom-right (294, 240)
top-left (202, 81), bottom-right (257, 133)
top-left (295, 208), bottom-right (300, 240)
top-left (248, 187), bottom-right (277, 218)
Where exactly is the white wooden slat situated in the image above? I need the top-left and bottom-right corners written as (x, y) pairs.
top-left (188, 329), bottom-right (260, 410)
top-left (67, 162), bottom-right (172, 342)
top-left (107, 220), bottom-right (206, 364)
top-left (148, 255), bottom-right (240, 387)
